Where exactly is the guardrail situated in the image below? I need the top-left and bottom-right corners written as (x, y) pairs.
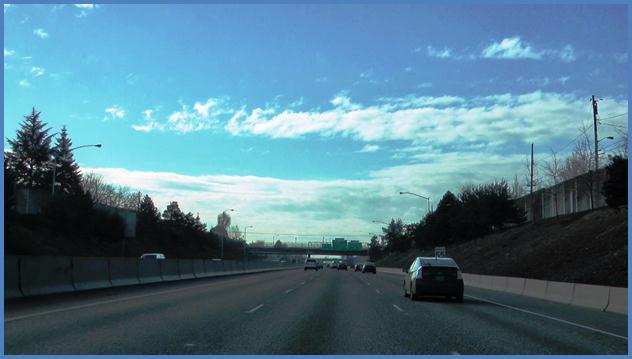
top-left (5, 256), bottom-right (299, 300)
top-left (377, 267), bottom-right (627, 315)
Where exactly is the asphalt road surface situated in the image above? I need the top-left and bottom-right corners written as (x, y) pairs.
top-left (4, 268), bottom-right (628, 354)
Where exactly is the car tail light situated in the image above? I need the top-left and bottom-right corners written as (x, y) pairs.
top-left (457, 270), bottom-right (463, 280)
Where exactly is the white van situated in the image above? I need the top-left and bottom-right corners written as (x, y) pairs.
top-left (140, 253), bottom-right (166, 260)
top-left (304, 258), bottom-right (319, 271)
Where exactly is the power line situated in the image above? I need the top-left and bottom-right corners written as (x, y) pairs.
top-left (599, 112), bottom-right (628, 121)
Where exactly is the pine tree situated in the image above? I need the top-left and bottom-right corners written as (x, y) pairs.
top-left (138, 194), bottom-right (161, 235)
top-left (7, 108), bottom-right (54, 188)
top-left (52, 126), bottom-right (83, 195)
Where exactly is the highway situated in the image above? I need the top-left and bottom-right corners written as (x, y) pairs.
top-left (4, 268), bottom-right (628, 354)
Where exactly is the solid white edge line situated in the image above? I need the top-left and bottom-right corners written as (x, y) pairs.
top-left (245, 304), bottom-right (264, 314)
top-left (465, 294), bottom-right (628, 341)
top-left (392, 304), bottom-right (405, 312)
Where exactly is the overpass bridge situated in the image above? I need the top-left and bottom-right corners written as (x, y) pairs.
top-left (246, 243), bottom-right (368, 256)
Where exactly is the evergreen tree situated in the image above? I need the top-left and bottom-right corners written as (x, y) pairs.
top-left (162, 201), bottom-right (184, 222)
top-left (602, 155), bottom-right (628, 208)
top-left (138, 194), bottom-right (160, 234)
top-left (4, 152), bottom-right (17, 215)
top-left (7, 108), bottom-right (54, 188)
top-left (52, 126), bottom-right (83, 195)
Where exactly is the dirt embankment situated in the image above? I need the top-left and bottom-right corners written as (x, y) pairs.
top-left (377, 206), bottom-right (628, 287)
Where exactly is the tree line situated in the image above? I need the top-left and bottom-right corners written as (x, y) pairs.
top-left (5, 108), bottom-right (246, 258)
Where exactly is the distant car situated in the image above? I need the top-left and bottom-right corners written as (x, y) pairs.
top-left (362, 262), bottom-right (376, 274)
top-left (330, 263), bottom-right (338, 269)
top-left (304, 258), bottom-right (319, 271)
top-left (337, 262), bottom-right (348, 270)
top-left (140, 253), bottom-right (166, 260)
top-left (316, 261), bottom-right (323, 269)
top-left (403, 257), bottom-right (464, 302)
top-left (354, 264), bottom-right (362, 272)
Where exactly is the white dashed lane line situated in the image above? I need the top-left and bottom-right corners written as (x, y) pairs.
top-left (375, 289), bottom-right (382, 295)
top-left (245, 304), bottom-right (264, 314)
top-left (284, 289), bottom-right (294, 294)
top-left (392, 304), bottom-right (405, 313)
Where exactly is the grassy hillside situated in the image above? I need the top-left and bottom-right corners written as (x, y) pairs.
top-left (377, 206), bottom-right (627, 287)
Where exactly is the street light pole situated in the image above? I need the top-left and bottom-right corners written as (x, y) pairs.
top-left (220, 208), bottom-right (234, 260)
top-left (51, 143), bottom-right (102, 196)
top-left (399, 191), bottom-right (431, 215)
top-left (244, 225), bottom-right (253, 260)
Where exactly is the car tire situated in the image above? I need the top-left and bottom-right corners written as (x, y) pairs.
top-left (410, 284), bottom-right (417, 301)
top-left (456, 294), bottom-right (463, 303)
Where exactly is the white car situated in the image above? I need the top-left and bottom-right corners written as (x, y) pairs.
top-left (304, 258), bottom-right (319, 271)
top-left (140, 253), bottom-right (166, 260)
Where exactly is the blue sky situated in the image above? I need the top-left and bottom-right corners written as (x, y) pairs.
top-left (3, 4), bottom-right (629, 243)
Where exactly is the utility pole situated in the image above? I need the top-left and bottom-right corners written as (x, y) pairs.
top-left (530, 143), bottom-right (534, 223)
top-left (592, 95), bottom-right (600, 171)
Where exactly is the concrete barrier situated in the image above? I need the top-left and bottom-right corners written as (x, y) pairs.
top-left (192, 259), bottom-right (206, 278)
top-left (178, 259), bottom-right (195, 279)
top-left (478, 275), bottom-right (494, 290)
top-left (160, 259), bottom-right (180, 281)
top-left (545, 281), bottom-right (575, 304)
top-left (5, 256), bottom-right (23, 299)
top-left (72, 257), bottom-right (111, 291)
top-left (491, 276), bottom-right (508, 292)
top-left (523, 278), bottom-right (548, 299)
top-left (571, 283), bottom-right (610, 311)
top-left (605, 287), bottom-right (628, 315)
top-left (505, 277), bottom-right (526, 295)
top-left (138, 259), bottom-right (162, 284)
top-left (109, 257), bottom-right (140, 287)
top-left (20, 256), bottom-right (74, 297)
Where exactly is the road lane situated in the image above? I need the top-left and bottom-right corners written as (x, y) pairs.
top-left (367, 271), bottom-right (628, 354)
top-left (4, 267), bottom-right (628, 354)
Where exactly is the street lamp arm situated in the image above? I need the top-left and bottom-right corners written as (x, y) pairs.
top-left (69, 144), bottom-right (102, 151)
top-left (399, 191), bottom-right (429, 200)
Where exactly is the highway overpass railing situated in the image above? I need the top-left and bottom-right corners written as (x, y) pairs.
top-left (5, 256), bottom-right (300, 300)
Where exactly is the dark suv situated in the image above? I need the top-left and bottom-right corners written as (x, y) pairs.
top-left (362, 262), bottom-right (376, 274)
top-left (337, 262), bottom-right (348, 270)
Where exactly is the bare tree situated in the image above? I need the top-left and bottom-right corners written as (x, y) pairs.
top-left (81, 172), bottom-right (143, 210)
top-left (228, 225), bottom-right (242, 240)
top-left (542, 149), bottom-right (563, 217)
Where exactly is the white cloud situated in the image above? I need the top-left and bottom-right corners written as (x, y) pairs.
top-left (4, 4), bottom-right (11, 14)
top-left (427, 46), bottom-right (453, 59)
top-left (132, 98), bottom-right (230, 134)
top-left (224, 91), bottom-right (628, 150)
top-left (30, 66), bottom-right (45, 77)
top-left (132, 109), bottom-right (164, 132)
top-left (357, 144), bottom-right (380, 153)
top-left (359, 69), bottom-right (373, 78)
top-left (557, 45), bottom-right (576, 62)
top-left (81, 150), bottom-right (529, 242)
top-left (74, 4), bottom-right (95, 9)
top-left (417, 82), bottom-right (433, 89)
top-left (19, 79), bottom-right (30, 87)
top-left (559, 76), bottom-right (570, 85)
top-left (314, 77), bottom-right (328, 83)
top-left (33, 28), bottom-right (49, 39)
top-left (104, 106), bottom-right (126, 120)
top-left (4, 48), bottom-right (14, 56)
top-left (193, 98), bottom-right (218, 118)
top-left (481, 37), bottom-right (541, 60)
top-left (404, 66), bottom-right (413, 72)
